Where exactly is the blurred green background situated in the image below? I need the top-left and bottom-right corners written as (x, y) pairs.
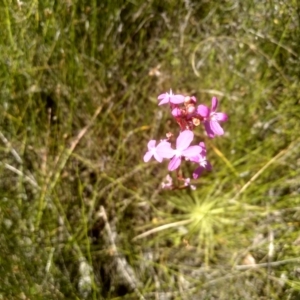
top-left (1, 0), bottom-right (300, 299)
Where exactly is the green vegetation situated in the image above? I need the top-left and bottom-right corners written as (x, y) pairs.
top-left (0, 0), bottom-right (300, 299)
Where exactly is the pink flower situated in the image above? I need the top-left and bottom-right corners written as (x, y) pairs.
top-left (143, 140), bottom-right (173, 163)
top-left (192, 157), bottom-right (212, 179)
top-left (159, 130), bottom-right (201, 171)
top-left (189, 142), bottom-right (212, 179)
top-left (161, 174), bottom-right (173, 190)
top-left (197, 97), bottom-right (228, 138)
top-left (157, 89), bottom-right (185, 106)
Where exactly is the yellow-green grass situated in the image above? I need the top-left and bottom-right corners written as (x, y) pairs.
top-left (0, 0), bottom-right (300, 299)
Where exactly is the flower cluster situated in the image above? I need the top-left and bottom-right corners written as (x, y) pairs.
top-left (144, 89), bottom-right (228, 190)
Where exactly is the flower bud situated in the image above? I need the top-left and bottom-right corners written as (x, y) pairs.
top-left (186, 104), bottom-right (196, 114)
top-left (184, 96), bottom-right (191, 103)
top-left (166, 132), bottom-right (173, 139)
top-left (192, 117), bottom-right (201, 126)
top-left (184, 95), bottom-right (197, 105)
top-left (172, 107), bottom-right (182, 117)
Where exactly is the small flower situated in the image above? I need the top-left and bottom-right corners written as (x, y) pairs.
top-left (197, 97), bottom-right (228, 138)
top-left (143, 140), bottom-right (173, 163)
top-left (190, 142), bottom-right (212, 179)
top-left (158, 130), bottom-right (201, 171)
top-left (192, 156), bottom-right (212, 179)
top-left (143, 140), bottom-right (161, 162)
top-left (161, 174), bottom-right (173, 190)
top-left (157, 89), bottom-right (185, 105)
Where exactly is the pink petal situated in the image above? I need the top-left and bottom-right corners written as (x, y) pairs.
top-left (157, 93), bottom-right (167, 100)
top-left (193, 166), bottom-right (204, 179)
top-left (168, 156), bottom-right (181, 171)
top-left (215, 112), bottom-right (228, 122)
top-left (204, 121), bottom-right (215, 138)
top-left (190, 96), bottom-right (197, 103)
top-left (176, 130), bottom-right (194, 150)
top-left (143, 151), bottom-right (153, 162)
top-left (156, 142), bottom-right (174, 159)
top-left (206, 161), bottom-right (212, 171)
top-left (211, 97), bottom-right (218, 111)
top-left (147, 140), bottom-right (156, 149)
top-left (172, 107), bottom-right (181, 117)
top-left (182, 145), bottom-right (201, 158)
top-left (154, 152), bottom-right (163, 163)
top-left (210, 120), bottom-right (224, 136)
top-left (199, 142), bottom-right (206, 154)
top-left (190, 152), bottom-right (208, 163)
top-left (189, 154), bottom-right (200, 163)
top-left (170, 95), bottom-right (185, 104)
top-left (158, 98), bottom-right (170, 106)
top-left (197, 105), bottom-right (210, 118)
